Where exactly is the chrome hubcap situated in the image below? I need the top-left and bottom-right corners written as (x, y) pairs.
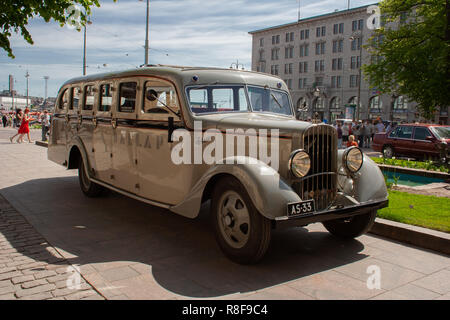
top-left (218, 191), bottom-right (250, 249)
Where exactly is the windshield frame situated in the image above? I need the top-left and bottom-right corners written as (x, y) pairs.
top-left (184, 84), bottom-right (294, 118)
top-left (185, 84), bottom-right (252, 116)
top-left (430, 126), bottom-right (450, 140)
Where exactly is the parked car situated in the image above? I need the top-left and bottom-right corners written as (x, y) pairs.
top-left (48, 65), bottom-right (389, 264)
top-left (372, 123), bottom-right (450, 161)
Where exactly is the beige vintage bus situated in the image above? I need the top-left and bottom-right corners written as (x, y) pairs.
top-left (48, 65), bottom-right (388, 264)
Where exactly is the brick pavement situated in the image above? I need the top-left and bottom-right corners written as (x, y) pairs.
top-left (0, 194), bottom-right (104, 300)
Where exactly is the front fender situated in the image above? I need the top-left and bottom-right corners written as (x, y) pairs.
top-left (67, 137), bottom-right (91, 177)
top-left (170, 156), bottom-right (302, 219)
top-left (337, 149), bottom-right (388, 203)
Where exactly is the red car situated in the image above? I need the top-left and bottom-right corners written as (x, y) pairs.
top-left (372, 123), bottom-right (450, 160)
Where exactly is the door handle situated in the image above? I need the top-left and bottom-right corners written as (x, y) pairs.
top-left (111, 118), bottom-right (117, 129)
top-left (93, 116), bottom-right (98, 128)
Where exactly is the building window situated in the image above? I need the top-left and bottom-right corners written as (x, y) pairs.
top-left (394, 96), bottom-right (408, 109)
top-left (315, 41), bottom-right (326, 55)
top-left (314, 77), bottom-right (324, 86)
top-left (350, 56), bottom-right (361, 69)
top-left (285, 46), bottom-right (294, 59)
top-left (299, 61), bottom-right (308, 73)
top-left (333, 23), bottom-right (344, 35)
top-left (271, 48), bottom-right (279, 60)
top-left (271, 65), bottom-right (279, 75)
top-left (259, 38), bottom-right (264, 47)
top-left (300, 29), bottom-right (309, 40)
top-left (369, 96), bottom-right (382, 109)
top-left (299, 44), bottom-right (309, 57)
top-left (285, 32), bottom-right (294, 42)
top-left (313, 97), bottom-right (324, 109)
top-left (339, 23), bottom-right (344, 33)
top-left (352, 19), bottom-right (364, 31)
top-left (272, 35), bottom-right (280, 45)
top-left (330, 97), bottom-right (341, 109)
top-left (332, 58), bottom-right (343, 70)
top-left (298, 78), bottom-right (308, 89)
top-left (331, 76), bottom-right (342, 88)
top-left (259, 49), bottom-right (265, 61)
top-left (349, 75), bottom-right (359, 88)
top-left (284, 63), bottom-right (293, 74)
top-left (284, 79), bottom-right (292, 89)
top-left (351, 37), bottom-right (362, 51)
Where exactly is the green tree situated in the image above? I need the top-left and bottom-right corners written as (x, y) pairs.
top-left (363, 0), bottom-right (450, 119)
top-left (0, 0), bottom-right (101, 58)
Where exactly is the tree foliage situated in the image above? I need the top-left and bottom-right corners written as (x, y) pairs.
top-left (363, 0), bottom-right (450, 119)
top-left (0, 0), bottom-right (101, 58)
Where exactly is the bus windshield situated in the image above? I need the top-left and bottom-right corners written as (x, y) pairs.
top-left (186, 85), bottom-right (293, 116)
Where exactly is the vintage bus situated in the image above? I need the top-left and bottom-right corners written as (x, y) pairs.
top-left (48, 65), bottom-right (388, 264)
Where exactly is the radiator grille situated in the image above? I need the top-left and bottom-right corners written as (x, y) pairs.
top-left (292, 124), bottom-right (338, 211)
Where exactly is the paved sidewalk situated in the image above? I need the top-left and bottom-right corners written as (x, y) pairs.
top-left (0, 127), bottom-right (449, 300)
top-left (0, 195), bottom-right (104, 300)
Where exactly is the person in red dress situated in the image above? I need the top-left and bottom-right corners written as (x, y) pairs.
top-left (17, 108), bottom-right (34, 143)
top-left (9, 109), bottom-right (23, 143)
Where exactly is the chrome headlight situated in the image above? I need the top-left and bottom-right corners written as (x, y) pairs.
top-left (343, 147), bottom-right (363, 173)
top-left (289, 150), bottom-right (311, 177)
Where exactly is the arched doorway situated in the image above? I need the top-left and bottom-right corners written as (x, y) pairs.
top-left (312, 97), bottom-right (325, 121)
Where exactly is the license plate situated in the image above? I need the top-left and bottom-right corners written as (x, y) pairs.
top-left (287, 200), bottom-right (315, 217)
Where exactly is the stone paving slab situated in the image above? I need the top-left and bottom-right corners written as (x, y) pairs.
top-left (0, 128), bottom-right (449, 300)
top-left (0, 194), bottom-right (104, 300)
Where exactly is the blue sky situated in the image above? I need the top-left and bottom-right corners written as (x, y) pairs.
top-left (0, 0), bottom-right (375, 98)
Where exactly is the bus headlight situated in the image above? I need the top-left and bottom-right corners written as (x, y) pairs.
top-left (289, 150), bottom-right (311, 177)
top-left (343, 147), bottom-right (363, 174)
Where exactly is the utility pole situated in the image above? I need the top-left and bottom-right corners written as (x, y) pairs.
top-left (357, 35), bottom-right (363, 121)
top-left (25, 71), bottom-right (30, 108)
top-left (145, 0), bottom-right (150, 65)
top-left (43, 76), bottom-right (49, 107)
top-left (83, 15), bottom-right (92, 76)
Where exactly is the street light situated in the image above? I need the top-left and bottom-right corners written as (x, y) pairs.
top-left (25, 71), bottom-right (30, 108)
top-left (350, 35), bottom-right (363, 121)
top-left (83, 15), bottom-right (92, 76)
top-left (139, 0), bottom-right (150, 65)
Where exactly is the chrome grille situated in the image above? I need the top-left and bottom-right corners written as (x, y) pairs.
top-left (292, 124), bottom-right (338, 211)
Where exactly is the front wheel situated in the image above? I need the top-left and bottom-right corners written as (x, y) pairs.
top-left (78, 156), bottom-right (107, 197)
top-left (211, 176), bottom-right (271, 264)
top-left (322, 210), bottom-right (377, 239)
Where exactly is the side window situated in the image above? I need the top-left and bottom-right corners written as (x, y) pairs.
top-left (414, 127), bottom-right (431, 141)
top-left (99, 84), bottom-right (112, 112)
top-left (71, 87), bottom-right (81, 110)
top-left (58, 89), bottom-right (69, 110)
top-left (83, 85), bottom-right (95, 111)
top-left (389, 127), bottom-right (399, 138)
top-left (143, 81), bottom-right (179, 115)
top-left (118, 82), bottom-right (137, 113)
top-left (397, 126), bottom-right (413, 139)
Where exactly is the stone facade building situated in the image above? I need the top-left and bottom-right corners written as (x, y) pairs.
top-left (249, 4), bottom-right (448, 124)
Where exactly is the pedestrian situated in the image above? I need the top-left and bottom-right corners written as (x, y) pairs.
top-left (363, 121), bottom-right (371, 148)
top-left (346, 135), bottom-right (359, 148)
top-left (375, 120), bottom-right (385, 133)
top-left (337, 123), bottom-right (343, 149)
top-left (342, 122), bottom-right (349, 143)
top-left (16, 108), bottom-right (34, 143)
top-left (2, 114), bottom-right (7, 127)
top-left (40, 110), bottom-right (50, 141)
top-left (9, 109), bottom-right (23, 143)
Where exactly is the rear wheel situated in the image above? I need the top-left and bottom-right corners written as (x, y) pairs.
top-left (382, 145), bottom-right (394, 158)
top-left (78, 156), bottom-right (106, 197)
top-left (322, 210), bottom-right (377, 239)
top-left (211, 176), bottom-right (271, 264)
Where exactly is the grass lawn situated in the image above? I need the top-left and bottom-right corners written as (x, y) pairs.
top-left (377, 190), bottom-right (450, 233)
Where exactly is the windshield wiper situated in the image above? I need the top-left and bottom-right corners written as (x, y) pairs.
top-left (271, 93), bottom-right (284, 109)
top-left (148, 92), bottom-right (181, 119)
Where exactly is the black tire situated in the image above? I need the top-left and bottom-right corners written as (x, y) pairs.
top-left (322, 210), bottom-right (377, 239)
top-left (382, 145), bottom-right (394, 158)
top-left (78, 156), bottom-right (106, 197)
top-left (211, 176), bottom-right (271, 264)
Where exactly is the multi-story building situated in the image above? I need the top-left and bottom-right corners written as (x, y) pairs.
top-left (249, 4), bottom-right (438, 123)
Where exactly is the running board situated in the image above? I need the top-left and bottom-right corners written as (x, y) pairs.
top-left (90, 178), bottom-right (172, 210)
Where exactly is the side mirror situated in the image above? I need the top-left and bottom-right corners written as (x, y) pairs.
top-left (146, 89), bottom-right (158, 101)
top-left (425, 136), bottom-right (434, 141)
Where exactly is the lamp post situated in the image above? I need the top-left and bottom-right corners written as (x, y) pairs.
top-left (43, 76), bottom-right (49, 108)
top-left (25, 70), bottom-right (30, 108)
top-left (138, 0), bottom-right (150, 65)
top-left (83, 15), bottom-right (92, 76)
top-left (350, 35), bottom-right (363, 121)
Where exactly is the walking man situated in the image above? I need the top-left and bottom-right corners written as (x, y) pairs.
top-left (40, 110), bottom-right (50, 141)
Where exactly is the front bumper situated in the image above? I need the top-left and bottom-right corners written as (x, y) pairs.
top-left (274, 198), bottom-right (388, 229)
